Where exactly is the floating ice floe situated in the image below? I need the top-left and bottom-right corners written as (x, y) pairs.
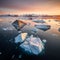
top-left (42, 39), bottom-right (47, 43)
top-left (12, 20), bottom-right (26, 31)
top-left (18, 55), bottom-right (22, 58)
top-left (18, 31), bottom-right (22, 33)
top-left (15, 33), bottom-right (46, 55)
top-left (11, 54), bottom-right (15, 59)
top-left (33, 20), bottom-right (46, 23)
top-left (0, 52), bottom-right (2, 55)
top-left (35, 24), bottom-right (51, 31)
top-left (2, 28), bottom-right (8, 31)
top-left (2, 27), bottom-right (13, 31)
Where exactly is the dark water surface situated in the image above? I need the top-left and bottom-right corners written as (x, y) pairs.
top-left (0, 17), bottom-right (60, 60)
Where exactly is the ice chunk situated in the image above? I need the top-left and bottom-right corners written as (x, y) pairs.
top-left (15, 33), bottom-right (28, 43)
top-left (35, 24), bottom-right (51, 31)
top-left (0, 52), bottom-right (2, 55)
top-left (12, 20), bottom-right (26, 31)
top-left (33, 20), bottom-right (45, 23)
top-left (18, 31), bottom-right (22, 33)
top-left (2, 28), bottom-right (7, 31)
top-left (2, 27), bottom-right (13, 31)
top-left (20, 35), bottom-right (45, 55)
top-left (15, 33), bottom-right (46, 55)
top-left (11, 54), bottom-right (15, 59)
top-left (19, 55), bottom-right (22, 58)
top-left (42, 39), bottom-right (47, 43)
top-left (15, 34), bottom-right (22, 43)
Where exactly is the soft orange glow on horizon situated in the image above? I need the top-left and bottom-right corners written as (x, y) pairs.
top-left (0, 2), bottom-right (60, 15)
top-left (0, 0), bottom-right (60, 15)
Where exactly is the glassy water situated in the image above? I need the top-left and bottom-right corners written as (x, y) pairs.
top-left (0, 17), bottom-right (60, 60)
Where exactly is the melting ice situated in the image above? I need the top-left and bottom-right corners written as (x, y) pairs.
top-left (15, 33), bottom-right (46, 55)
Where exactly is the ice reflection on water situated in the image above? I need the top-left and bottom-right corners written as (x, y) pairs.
top-left (0, 17), bottom-right (60, 58)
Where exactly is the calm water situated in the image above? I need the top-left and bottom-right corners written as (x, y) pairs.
top-left (0, 17), bottom-right (60, 60)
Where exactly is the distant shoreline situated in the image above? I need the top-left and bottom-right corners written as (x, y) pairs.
top-left (0, 14), bottom-right (60, 20)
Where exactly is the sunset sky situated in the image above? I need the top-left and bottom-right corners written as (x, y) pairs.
top-left (0, 0), bottom-right (60, 15)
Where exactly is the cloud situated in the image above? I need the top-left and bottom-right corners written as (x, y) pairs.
top-left (0, 0), bottom-right (60, 15)
top-left (0, 0), bottom-right (60, 8)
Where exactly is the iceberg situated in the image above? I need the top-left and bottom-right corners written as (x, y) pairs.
top-left (35, 24), bottom-right (51, 31)
top-left (33, 20), bottom-right (45, 23)
top-left (12, 20), bottom-right (26, 31)
top-left (15, 33), bottom-right (46, 55)
top-left (21, 35), bottom-right (44, 55)
top-left (2, 28), bottom-right (8, 31)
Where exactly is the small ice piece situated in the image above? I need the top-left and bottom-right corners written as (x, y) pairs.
top-left (9, 39), bottom-right (14, 43)
top-left (2, 28), bottom-right (7, 31)
top-left (19, 55), bottom-right (22, 58)
top-left (0, 52), bottom-right (2, 55)
top-left (2, 27), bottom-right (13, 31)
top-left (18, 31), bottom-right (22, 33)
top-left (42, 39), bottom-right (47, 43)
top-left (11, 54), bottom-right (15, 59)
top-left (15, 34), bottom-right (22, 43)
